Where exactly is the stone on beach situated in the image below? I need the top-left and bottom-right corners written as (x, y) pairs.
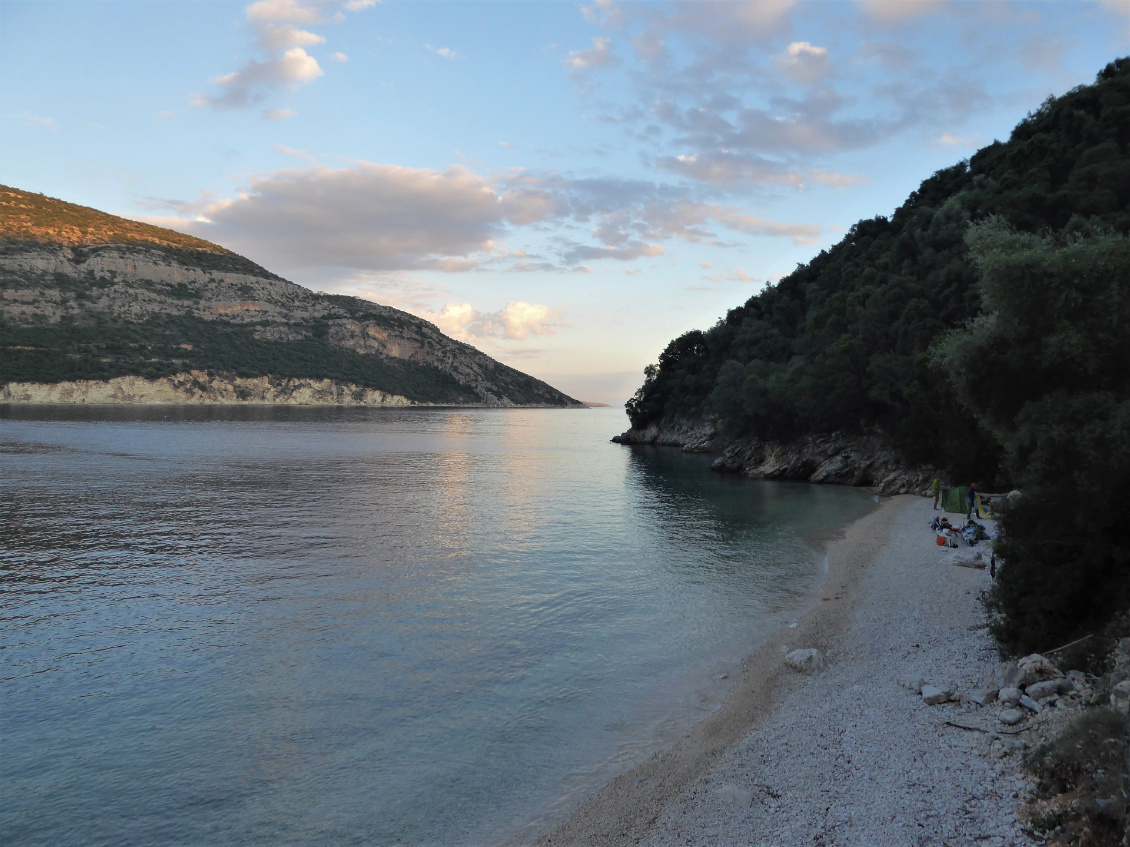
top-left (716, 784), bottom-right (754, 808)
top-left (920, 684), bottom-right (951, 705)
top-left (997, 687), bottom-right (1022, 706)
top-left (896, 675), bottom-right (925, 694)
top-left (999, 708), bottom-right (1026, 726)
top-left (967, 688), bottom-right (998, 706)
top-left (784, 648), bottom-right (824, 673)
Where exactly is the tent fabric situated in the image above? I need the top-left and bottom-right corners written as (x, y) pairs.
top-left (941, 486), bottom-right (969, 514)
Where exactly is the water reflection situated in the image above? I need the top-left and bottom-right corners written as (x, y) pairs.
top-left (0, 408), bottom-right (872, 847)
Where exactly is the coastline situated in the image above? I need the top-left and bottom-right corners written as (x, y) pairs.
top-left (531, 495), bottom-right (1034, 846)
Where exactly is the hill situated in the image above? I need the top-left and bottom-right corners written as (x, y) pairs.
top-left (620, 58), bottom-right (1130, 487)
top-left (0, 187), bottom-right (580, 408)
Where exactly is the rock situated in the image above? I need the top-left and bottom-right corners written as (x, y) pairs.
top-left (897, 675), bottom-right (925, 694)
top-left (716, 784), bottom-right (754, 808)
top-left (967, 688), bottom-right (998, 706)
top-left (921, 684), bottom-right (950, 705)
top-left (1110, 680), bottom-right (1130, 715)
top-left (1019, 695), bottom-right (1042, 713)
top-left (1016, 655), bottom-right (1062, 687)
top-left (998, 687), bottom-right (1022, 706)
top-left (784, 649), bottom-right (824, 674)
top-left (1000, 709), bottom-right (1025, 726)
top-left (1025, 679), bottom-right (1069, 700)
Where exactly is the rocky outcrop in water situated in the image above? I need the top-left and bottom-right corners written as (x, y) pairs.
top-left (613, 419), bottom-right (938, 495)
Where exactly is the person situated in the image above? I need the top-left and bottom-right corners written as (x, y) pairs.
top-left (932, 478), bottom-right (941, 509)
top-left (966, 482), bottom-right (977, 520)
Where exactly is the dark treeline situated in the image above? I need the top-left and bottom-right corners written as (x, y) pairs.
top-left (626, 59), bottom-right (1130, 653)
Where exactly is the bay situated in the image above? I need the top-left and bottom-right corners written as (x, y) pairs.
top-left (0, 406), bottom-right (873, 846)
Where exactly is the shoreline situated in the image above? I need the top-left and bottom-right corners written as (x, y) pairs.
top-left (531, 495), bottom-right (1033, 846)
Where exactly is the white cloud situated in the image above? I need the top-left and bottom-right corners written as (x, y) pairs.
top-left (424, 301), bottom-right (565, 342)
top-left (856, 0), bottom-right (947, 24)
top-left (193, 0), bottom-right (373, 111)
top-left (581, 0), bottom-right (626, 28)
top-left (426, 45), bottom-right (463, 60)
top-left (938, 132), bottom-right (979, 147)
top-left (330, 51), bottom-right (349, 62)
top-left (9, 113), bottom-right (58, 131)
top-left (775, 41), bottom-right (831, 85)
top-left (564, 37), bottom-right (618, 79)
top-left (699, 260), bottom-right (713, 269)
top-left (262, 107), bottom-right (297, 121)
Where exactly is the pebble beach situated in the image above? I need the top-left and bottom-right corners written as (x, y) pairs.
top-left (534, 494), bottom-right (1038, 847)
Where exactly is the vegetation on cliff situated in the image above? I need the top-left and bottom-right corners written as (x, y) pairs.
top-left (625, 58), bottom-right (1130, 652)
top-left (0, 188), bottom-right (578, 407)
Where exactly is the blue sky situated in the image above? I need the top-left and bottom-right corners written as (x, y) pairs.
top-left (2, 0), bottom-right (1127, 404)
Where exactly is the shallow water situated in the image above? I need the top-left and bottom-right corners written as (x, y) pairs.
top-left (0, 406), bottom-right (873, 846)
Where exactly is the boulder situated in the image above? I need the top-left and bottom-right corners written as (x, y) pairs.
top-left (999, 709), bottom-right (1025, 726)
top-left (784, 649), bottom-right (824, 674)
top-left (1025, 679), bottom-right (1069, 700)
top-left (1110, 680), bottom-right (1130, 715)
top-left (967, 688), bottom-right (999, 707)
top-left (998, 687), bottom-right (1022, 706)
top-left (1019, 695), bottom-right (1042, 714)
top-left (921, 684), bottom-right (950, 706)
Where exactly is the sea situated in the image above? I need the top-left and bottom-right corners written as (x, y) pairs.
top-left (0, 405), bottom-right (874, 846)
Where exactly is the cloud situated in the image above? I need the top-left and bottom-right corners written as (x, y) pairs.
top-left (706, 267), bottom-right (756, 283)
top-left (582, 0), bottom-right (626, 28)
top-left (193, 0), bottom-right (373, 111)
top-left (424, 301), bottom-right (565, 342)
top-left (330, 51), bottom-right (348, 62)
top-left (564, 37), bottom-right (618, 79)
top-left (656, 151), bottom-right (805, 186)
top-left (9, 113), bottom-right (58, 131)
top-left (774, 41), bottom-right (831, 85)
top-left (262, 107), bottom-right (297, 121)
top-left (699, 260), bottom-right (713, 269)
top-left (808, 170), bottom-right (870, 188)
top-left (937, 132), bottom-right (979, 147)
top-left (856, 0), bottom-right (947, 24)
top-left (426, 45), bottom-right (462, 60)
top-left (172, 162), bottom-right (560, 272)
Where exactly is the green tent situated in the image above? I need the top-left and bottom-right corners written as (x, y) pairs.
top-left (941, 486), bottom-right (969, 514)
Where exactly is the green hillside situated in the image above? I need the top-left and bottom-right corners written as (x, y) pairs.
top-left (625, 58), bottom-right (1130, 653)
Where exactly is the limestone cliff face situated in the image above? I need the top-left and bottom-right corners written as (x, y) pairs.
top-left (613, 419), bottom-right (938, 495)
top-left (0, 371), bottom-right (415, 406)
top-left (0, 238), bottom-right (580, 408)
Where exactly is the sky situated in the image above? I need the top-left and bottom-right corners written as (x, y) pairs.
top-left (1, 1), bottom-right (1127, 404)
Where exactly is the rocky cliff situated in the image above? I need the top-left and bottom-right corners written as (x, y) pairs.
top-left (0, 186), bottom-right (581, 408)
top-left (613, 419), bottom-right (939, 495)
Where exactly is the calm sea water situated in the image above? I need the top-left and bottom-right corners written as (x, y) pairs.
top-left (0, 406), bottom-right (873, 846)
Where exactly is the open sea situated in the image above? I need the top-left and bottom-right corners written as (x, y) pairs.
top-left (0, 406), bottom-right (874, 846)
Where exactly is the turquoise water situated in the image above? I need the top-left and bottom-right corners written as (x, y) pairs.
top-left (0, 406), bottom-right (873, 846)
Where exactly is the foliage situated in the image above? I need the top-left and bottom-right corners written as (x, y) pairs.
top-left (0, 313), bottom-right (480, 404)
top-left (935, 220), bottom-right (1130, 654)
top-left (625, 60), bottom-right (1130, 491)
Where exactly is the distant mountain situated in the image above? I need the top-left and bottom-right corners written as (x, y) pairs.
top-left (0, 186), bottom-right (581, 407)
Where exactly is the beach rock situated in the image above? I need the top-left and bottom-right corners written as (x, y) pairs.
top-left (967, 688), bottom-right (998, 706)
top-left (1025, 679), bottom-right (1068, 700)
top-left (897, 675), bottom-right (925, 694)
top-left (1019, 695), bottom-right (1042, 714)
top-left (1000, 709), bottom-right (1025, 726)
top-left (784, 649), bottom-right (824, 674)
top-left (998, 687), bottom-right (1022, 706)
top-left (1110, 680), bottom-right (1130, 715)
top-left (1016, 655), bottom-right (1062, 687)
top-left (921, 684), bottom-right (950, 705)
top-left (716, 784), bottom-right (754, 808)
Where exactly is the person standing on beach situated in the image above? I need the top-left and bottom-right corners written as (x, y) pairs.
top-left (967, 482), bottom-right (977, 520)
top-left (932, 478), bottom-right (941, 510)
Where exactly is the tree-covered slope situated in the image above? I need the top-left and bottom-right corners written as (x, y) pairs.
top-left (0, 187), bottom-right (580, 407)
top-left (626, 58), bottom-right (1130, 482)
